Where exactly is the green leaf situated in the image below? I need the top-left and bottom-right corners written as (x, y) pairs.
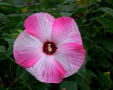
top-left (100, 7), bottom-right (113, 17)
top-left (76, 64), bottom-right (86, 80)
top-left (105, 0), bottom-right (113, 3)
top-left (0, 3), bottom-right (17, 13)
top-left (76, 77), bottom-right (90, 90)
top-left (0, 87), bottom-right (5, 90)
top-left (63, 0), bottom-right (75, 3)
top-left (105, 0), bottom-right (113, 6)
top-left (69, 74), bottom-right (90, 90)
top-left (60, 12), bottom-right (72, 16)
top-left (0, 46), bottom-right (6, 61)
top-left (87, 70), bottom-right (97, 78)
top-left (0, 46), bottom-right (6, 53)
top-left (57, 4), bottom-right (74, 12)
top-left (98, 72), bottom-right (112, 88)
top-left (0, 13), bottom-right (10, 25)
top-left (60, 81), bottom-right (77, 90)
top-left (0, 2), bottom-right (14, 6)
top-left (30, 85), bottom-right (49, 90)
top-left (5, 38), bottom-right (15, 55)
top-left (16, 67), bottom-right (30, 82)
top-left (97, 17), bottom-right (113, 33)
top-left (102, 39), bottom-right (113, 53)
top-left (0, 53), bottom-right (7, 61)
top-left (13, 0), bottom-right (27, 8)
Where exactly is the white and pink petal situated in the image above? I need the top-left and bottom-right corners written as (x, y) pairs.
top-left (13, 30), bottom-right (43, 68)
top-left (24, 12), bottom-right (55, 43)
top-left (26, 54), bottom-right (66, 83)
top-left (51, 16), bottom-right (82, 46)
top-left (54, 43), bottom-right (86, 77)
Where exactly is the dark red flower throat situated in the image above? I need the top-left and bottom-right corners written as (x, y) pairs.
top-left (43, 41), bottom-right (57, 55)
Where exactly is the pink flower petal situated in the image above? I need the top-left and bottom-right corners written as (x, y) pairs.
top-left (26, 54), bottom-right (66, 83)
top-left (13, 30), bottom-right (43, 68)
top-left (54, 43), bottom-right (86, 77)
top-left (24, 12), bottom-right (55, 43)
top-left (51, 16), bottom-right (82, 46)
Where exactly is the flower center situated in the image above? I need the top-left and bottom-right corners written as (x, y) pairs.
top-left (43, 41), bottom-right (57, 55)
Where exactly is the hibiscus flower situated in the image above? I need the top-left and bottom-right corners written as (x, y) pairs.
top-left (13, 12), bottom-right (86, 83)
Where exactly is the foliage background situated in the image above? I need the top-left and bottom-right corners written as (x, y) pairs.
top-left (0, 0), bottom-right (113, 90)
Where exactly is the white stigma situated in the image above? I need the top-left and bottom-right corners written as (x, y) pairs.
top-left (47, 44), bottom-right (52, 52)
